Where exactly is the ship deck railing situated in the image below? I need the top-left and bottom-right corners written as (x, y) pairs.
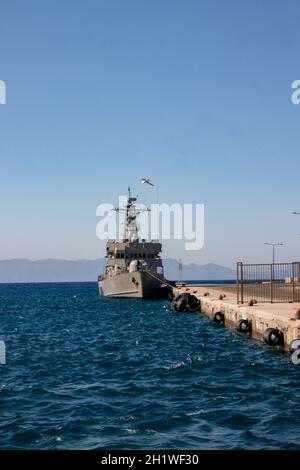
top-left (107, 239), bottom-right (160, 243)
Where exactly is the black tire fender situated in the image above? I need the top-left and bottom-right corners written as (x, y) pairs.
top-left (171, 293), bottom-right (188, 312)
top-left (186, 295), bottom-right (200, 312)
top-left (213, 311), bottom-right (225, 324)
top-left (263, 327), bottom-right (284, 346)
top-left (289, 339), bottom-right (300, 354)
top-left (236, 319), bottom-right (252, 334)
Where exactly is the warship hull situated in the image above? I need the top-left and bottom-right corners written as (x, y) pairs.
top-left (98, 270), bottom-right (170, 299)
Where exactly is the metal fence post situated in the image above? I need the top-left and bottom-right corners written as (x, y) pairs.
top-left (236, 262), bottom-right (240, 304)
top-left (236, 262), bottom-right (239, 304)
top-left (292, 262), bottom-right (295, 302)
top-left (237, 262), bottom-right (244, 304)
top-left (298, 263), bottom-right (300, 302)
top-left (270, 263), bottom-right (274, 303)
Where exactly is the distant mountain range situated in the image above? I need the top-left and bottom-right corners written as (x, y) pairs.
top-left (0, 259), bottom-right (235, 283)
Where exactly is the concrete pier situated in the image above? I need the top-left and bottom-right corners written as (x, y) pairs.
top-left (172, 284), bottom-right (300, 352)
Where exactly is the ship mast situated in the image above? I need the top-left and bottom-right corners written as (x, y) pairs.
top-left (114, 187), bottom-right (150, 242)
top-left (124, 186), bottom-right (139, 242)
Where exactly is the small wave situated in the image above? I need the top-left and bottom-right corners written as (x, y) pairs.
top-left (162, 360), bottom-right (186, 370)
top-left (125, 428), bottom-right (137, 434)
top-left (118, 415), bottom-right (136, 422)
top-left (163, 354), bottom-right (203, 370)
top-left (145, 429), bottom-right (157, 434)
top-left (186, 409), bottom-right (205, 416)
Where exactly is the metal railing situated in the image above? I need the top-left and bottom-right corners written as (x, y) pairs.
top-left (237, 261), bottom-right (300, 303)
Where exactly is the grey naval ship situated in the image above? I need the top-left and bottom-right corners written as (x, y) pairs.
top-left (98, 187), bottom-right (173, 299)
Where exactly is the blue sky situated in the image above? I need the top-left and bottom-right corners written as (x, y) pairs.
top-left (0, 0), bottom-right (300, 267)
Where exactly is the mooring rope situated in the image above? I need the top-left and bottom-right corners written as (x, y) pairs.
top-left (143, 269), bottom-right (175, 290)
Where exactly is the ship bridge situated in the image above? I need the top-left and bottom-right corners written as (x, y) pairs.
top-left (105, 239), bottom-right (163, 275)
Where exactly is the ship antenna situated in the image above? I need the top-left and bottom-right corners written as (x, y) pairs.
top-left (123, 186), bottom-right (138, 241)
top-left (115, 186), bottom-right (148, 242)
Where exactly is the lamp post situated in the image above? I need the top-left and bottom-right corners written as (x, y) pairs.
top-left (264, 242), bottom-right (284, 264)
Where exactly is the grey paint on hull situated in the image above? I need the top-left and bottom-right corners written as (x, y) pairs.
top-left (98, 270), bottom-right (168, 299)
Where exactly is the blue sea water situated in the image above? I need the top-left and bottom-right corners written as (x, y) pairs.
top-left (0, 282), bottom-right (300, 450)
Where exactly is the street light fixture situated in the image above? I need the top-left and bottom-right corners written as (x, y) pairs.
top-left (264, 242), bottom-right (284, 264)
